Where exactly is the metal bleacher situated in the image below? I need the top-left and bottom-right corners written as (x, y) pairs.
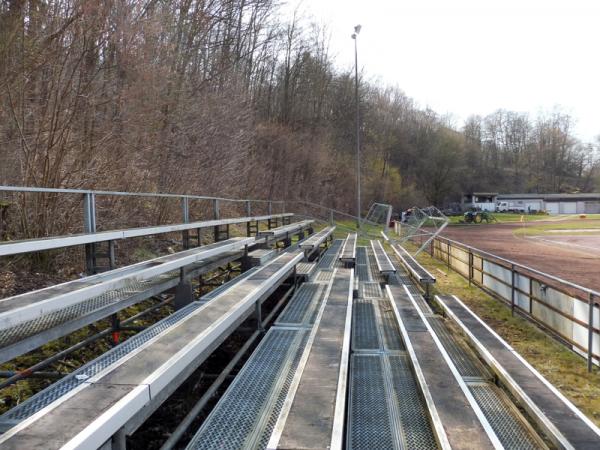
top-left (2, 186), bottom-right (600, 450)
top-left (438, 294), bottom-right (600, 450)
top-left (0, 251), bottom-right (302, 449)
top-left (0, 238), bottom-right (252, 356)
top-left (184, 240), bottom-right (352, 450)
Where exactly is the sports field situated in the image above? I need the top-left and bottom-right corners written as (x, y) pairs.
top-left (442, 215), bottom-right (600, 291)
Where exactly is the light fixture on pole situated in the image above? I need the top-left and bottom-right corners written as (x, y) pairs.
top-left (351, 25), bottom-right (362, 229)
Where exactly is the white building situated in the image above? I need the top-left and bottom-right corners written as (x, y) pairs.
top-left (497, 193), bottom-right (600, 214)
top-left (461, 193), bottom-right (498, 212)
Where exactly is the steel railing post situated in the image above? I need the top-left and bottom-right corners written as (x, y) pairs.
top-left (511, 264), bottom-right (516, 316)
top-left (468, 250), bottom-right (473, 287)
top-left (588, 293), bottom-right (595, 372)
top-left (83, 193), bottom-right (97, 274)
top-left (213, 199), bottom-right (220, 242)
top-left (181, 197), bottom-right (190, 249)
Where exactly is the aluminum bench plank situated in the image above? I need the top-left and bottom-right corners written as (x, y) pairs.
top-left (271, 268), bottom-right (353, 450)
top-left (298, 226), bottom-right (335, 250)
top-left (0, 237), bottom-right (254, 329)
top-left (0, 251), bottom-right (303, 450)
top-left (256, 220), bottom-right (314, 239)
top-left (0, 214), bottom-right (292, 257)
top-left (339, 233), bottom-right (357, 263)
top-left (370, 239), bottom-right (396, 274)
top-left (391, 243), bottom-right (435, 284)
top-left (438, 295), bottom-right (600, 450)
top-left (0, 251), bottom-right (242, 364)
top-left (386, 285), bottom-right (501, 450)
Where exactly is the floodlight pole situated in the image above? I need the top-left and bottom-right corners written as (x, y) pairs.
top-left (352, 25), bottom-right (362, 230)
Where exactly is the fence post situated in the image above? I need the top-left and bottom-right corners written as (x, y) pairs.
top-left (245, 200), bottom-right (251, 217)
top-left (213, 199), bottom-right (220, 242)
top-left (83, 193), bottom-right (97, 274)
top-left (447, 241), bottom-right (451, 269)
top-left (181, 197), bottom-right (190, 249)
top-left (468, 250), bottom-right (473, 287)
top-left (511, 264), bottom-right (516, 316)
top-left (588, 293), bottom-right (595, 372)
top-left (329, 209), bottom-right (334, 225)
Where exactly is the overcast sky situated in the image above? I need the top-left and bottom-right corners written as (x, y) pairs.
top-left (283, 0), bottom-right (600, 142)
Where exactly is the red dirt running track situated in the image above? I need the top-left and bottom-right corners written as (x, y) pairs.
top-left (440, 222), bottom-right (600, 292)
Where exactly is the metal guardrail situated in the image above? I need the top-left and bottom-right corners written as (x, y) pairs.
top-left (430, 236), bottom-right (599, 371)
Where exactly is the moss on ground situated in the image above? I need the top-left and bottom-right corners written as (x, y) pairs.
top-left (409, 246), bottom-right (600, 426)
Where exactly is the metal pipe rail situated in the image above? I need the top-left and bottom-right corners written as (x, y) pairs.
top-left (0, 214), bottom-right (291, 257)
top-left (0, 185), bottom-right (285, 204)
top-left (431, 235), bottom-right (600, 371)
top-left (0, 251), bottom-right (303, 449)
top-left (0, 237), bottom-right (253, 330)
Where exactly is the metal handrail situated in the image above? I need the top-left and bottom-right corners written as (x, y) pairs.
top-left (0, 185), bottom-right (284, 204)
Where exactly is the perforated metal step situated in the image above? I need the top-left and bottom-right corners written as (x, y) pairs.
top-left (469, 382), bottom-right (548, 449)
top-left (275, 283), bottom-right (325, 327)
top-left (295, 262), bottom-right (316, 278)
top-left (352, 298), bottom-right (381, 352)
top-left (361, 282), bottom-right (382, 298)
top-left (377, 299), bottom-right (405, 352)
top-left (356, 246), bottom-right (368, 265)
top-left (314, 269), bottom-right (334, 283)
top-left (348, 354), bottom-right (396, 449)
top-left (348, 353), bottom-right (438, 450)
top-left (388, 354), bottom-right (439, 449)
top-left (186, 327), bottom-right (310, 450)
top-left (428, 317), bottom-right (491, 380)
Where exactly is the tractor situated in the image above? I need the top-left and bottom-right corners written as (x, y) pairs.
top-left (462, 210), bottom-right (497, 224)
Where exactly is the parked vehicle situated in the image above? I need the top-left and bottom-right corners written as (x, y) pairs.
top-left (496, 201), bottom-right (525, 213)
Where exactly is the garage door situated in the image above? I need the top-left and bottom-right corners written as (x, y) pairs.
top-left (524, 200), bottom-right (542, 212)
top-left (545, 202), bottom-right (559, 214)
top-left (585, 202), bottom-right (600, 214)
top-left (560, 202), bottom-right (577, 214)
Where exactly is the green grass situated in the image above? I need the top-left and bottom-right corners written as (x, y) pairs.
top-left (402, 242), bottom-right (600, 426)
top-left (332, 220), bottom-right (383, 246)
top-left (448, 212), bottom-right (549, 225)
top-left (515, 219), bottom-right (600, 236)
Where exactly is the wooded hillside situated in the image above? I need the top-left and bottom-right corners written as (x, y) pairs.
top-left (2, 0), bottom-right (599, 217)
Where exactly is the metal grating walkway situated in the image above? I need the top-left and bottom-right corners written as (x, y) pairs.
top-left (348, 245), bottom-right (437, 449)
top-left (428, 317), bottom-right (490, 380)
top-left (275, 283), bottom-right (325, 327)
top-left (469, 382), bottom-right (546, 450)
top-left (0, 300), bottom-right (204, 425)
top-left (352, 298), bottom-right (381, 352)
top-left (186, 328), bottom-right (310, 450)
